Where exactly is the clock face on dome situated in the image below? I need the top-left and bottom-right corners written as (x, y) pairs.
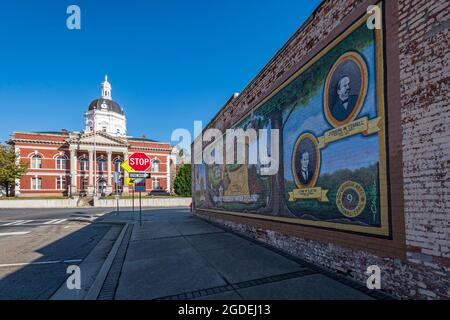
top-left (101, 101), bottom-right (108, 109)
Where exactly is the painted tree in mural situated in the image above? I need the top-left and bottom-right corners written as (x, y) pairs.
top-left (195, 23), bottom-right (382, 227)
top-left (0, 144), bottom-right (27, 197)
top-left (264, 24), bottom-right (375, 218)
top-left (174, 164), bottom-right (192, 197)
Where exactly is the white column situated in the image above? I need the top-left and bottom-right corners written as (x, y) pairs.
top-left (88, 150), bottom-right (94, 195)
top-left (166, 155), bottom-right (171, 193)
top-left (70, 148), bottom-right (78, 195)
top-left (106, 151), bottom-right (113, 195)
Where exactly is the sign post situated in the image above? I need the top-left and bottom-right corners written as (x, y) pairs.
top-left (139, 191), bottom-right (142, 227)
top-left (125, 176), bottom-right (135, 212)
top-left (113, 171), bottom-right (120, 215)
top-left (134, 179), bottom-right (146, 226)
top-left (123, 153), bottom-right (152, 227)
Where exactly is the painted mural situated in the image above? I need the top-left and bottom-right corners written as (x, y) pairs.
top-left (193, 10), bottom-right (390, 236)
top-left (194, 113), bottom-right (274, 214)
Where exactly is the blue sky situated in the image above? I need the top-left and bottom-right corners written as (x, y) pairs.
top-left (0, 0), bottom-right (322, 146)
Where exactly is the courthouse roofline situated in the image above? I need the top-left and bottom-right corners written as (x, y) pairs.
top-left (9, 131), bottom-right (173, 147)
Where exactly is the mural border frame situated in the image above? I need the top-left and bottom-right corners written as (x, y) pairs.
top-left (197, 4), bottom-right (392, 237)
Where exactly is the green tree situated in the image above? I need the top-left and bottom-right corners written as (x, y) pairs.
top-left (174, 164), bottom-right (192, 197)
top-left (0, 144), bottom-right (27, 197)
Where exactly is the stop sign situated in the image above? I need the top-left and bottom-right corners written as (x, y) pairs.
top-left (128, 152), bottom-right (151, 172)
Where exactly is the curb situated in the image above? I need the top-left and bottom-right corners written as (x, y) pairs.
top-left (84, 222), bottom-right (129, 300)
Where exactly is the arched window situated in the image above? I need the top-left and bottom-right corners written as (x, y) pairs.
top-left (55, 156), bottom-right (67, 170)
top-left (152, 160), bottom-right (160, 172)
top-left (98, 159), bottom-right (106, 172)
top-left (114, 159), bottom-right (123, 172)
top-left (31, 155), bottom-right (42, 169)
top-left (80, 158), bottom-right (89, 171)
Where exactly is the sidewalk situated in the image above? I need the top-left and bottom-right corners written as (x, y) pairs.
top-left (97, 208), bottom-right (378, 300)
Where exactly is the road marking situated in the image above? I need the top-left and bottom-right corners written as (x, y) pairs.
top-left (53, 219), bottom-right (67, 224)
top-left (2, 220), bottom-right (26, 226)
top-left (44, 219), bottom-right (60, 224)
top-left (0, 259), bottom-right (82, 268)
top-left (0, 218), bottom-right (70, 227)
top-left (0, 231), bottom-right (31, 236)
top-left (14, 220), bottom-right (33, 225)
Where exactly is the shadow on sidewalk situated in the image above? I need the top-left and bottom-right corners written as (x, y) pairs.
top-left (0, 218), bottom-right (115, 300)
top-left (0, 208), bottom-right (382, 300)
top-left (0, 207), bottom-right (192, 300)
top-left (97, 208), bottom-right (377, 300)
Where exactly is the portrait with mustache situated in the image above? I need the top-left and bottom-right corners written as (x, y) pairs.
top-left (331, 76), bottom-right (358, 122)
top-left (325, 54), bottom-right (366, 125)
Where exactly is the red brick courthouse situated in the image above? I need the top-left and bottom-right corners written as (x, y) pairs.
top-left (9, 77), bottom-right (177, 197)
top-left (192, 1), bottom-right (449, 299)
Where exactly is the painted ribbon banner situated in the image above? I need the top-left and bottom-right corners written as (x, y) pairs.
top-left (318, 117), bottom-right (382, 149)
top-left (288, 188), bottom-right (329, 202)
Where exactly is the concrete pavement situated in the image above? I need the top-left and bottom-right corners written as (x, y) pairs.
top-left (95, 208), bottom-right (377, 300)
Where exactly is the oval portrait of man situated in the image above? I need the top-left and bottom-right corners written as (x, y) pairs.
top-left (324, 51), bottom-right (368, 127)
top-left (292, 133), bottom-right (321, 188)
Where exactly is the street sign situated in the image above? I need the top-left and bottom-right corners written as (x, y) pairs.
top-left (120, 160), bottom-right (135, 173)
top-left (129, 172), bottom-right (151, 179)
top-left (125, 177), bottom-right (135, 186)
top-left (134, 179), bottom-right (146, 192)
top-left (128, 153), bottom-right (151, 172)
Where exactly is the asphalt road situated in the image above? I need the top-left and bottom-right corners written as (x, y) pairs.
top-left (0, 208), bottom-right (111, 221)
top-left (0, 208), bottom-right (115, 300)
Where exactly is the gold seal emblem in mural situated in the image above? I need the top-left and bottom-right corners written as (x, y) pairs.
top-left (336, 181), bottom-right (367, 218)
top-left (324, 51), bottom-right (368, 128)
top-left (292, 133), bottom-right (321, 189)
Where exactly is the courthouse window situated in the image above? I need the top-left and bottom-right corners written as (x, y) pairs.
top-left (152, 160), bottom-right (160, 172)
top-left (56, 177), bottom-right (66, 190)
top-left (114, 160), bottom-right (123, 172)
top-left (31, 155), bottom-right (42, 169)
top-left (31, 177), bottom-right (42, 190)
top-left (56, 156), bottom-right (67, 170)
top-left (98, 159), bottom-right (106, 172)
top-left (80, 158), bottom-right (88, 171)
top-left (152, 178), bottom-right (160, 190)
top-left (81, 178), bottom-right (88, 191)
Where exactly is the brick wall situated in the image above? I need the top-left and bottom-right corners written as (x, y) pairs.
top-left (13, 134), bottom-right (173, 195)
top-left (193, 0), bottom-right (450, 299)
top-left (398, 0), bottom-right (450, 297)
